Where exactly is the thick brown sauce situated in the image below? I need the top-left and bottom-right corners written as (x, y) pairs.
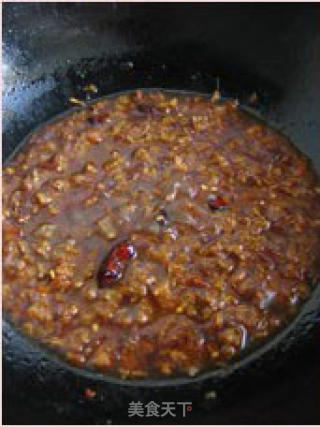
top-left (3, 90), bottom-right (320, 378)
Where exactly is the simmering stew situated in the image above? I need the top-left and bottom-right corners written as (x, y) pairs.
top-left (3, 91), bottom-right (320, 378)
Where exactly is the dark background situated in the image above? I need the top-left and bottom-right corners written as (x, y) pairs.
top-left (3, 2), bottom-right (320, 424)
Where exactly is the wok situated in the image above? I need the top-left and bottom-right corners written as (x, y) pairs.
top-left (3, 3), bottom-right (320, 424)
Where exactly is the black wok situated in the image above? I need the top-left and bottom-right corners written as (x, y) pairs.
top-left (3, 2), bottom-right (320, 424)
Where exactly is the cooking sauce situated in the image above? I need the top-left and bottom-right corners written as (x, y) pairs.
top-left (3, 90), bottom-right (320, 378)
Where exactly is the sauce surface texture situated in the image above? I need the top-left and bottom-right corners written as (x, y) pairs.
top-left (3, 90), bottom-right (320, 379)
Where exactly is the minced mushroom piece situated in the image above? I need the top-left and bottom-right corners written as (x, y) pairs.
top-left (83, 84), bottom-right (98, 94)
top-left (35, 192), bottom-right (52, 206)
top-left (69, 97), bottom-right (86, 107)
top-left (35, 223), bottom-right (57, 238)
top-left (97, 216), bottom-right (117, 239)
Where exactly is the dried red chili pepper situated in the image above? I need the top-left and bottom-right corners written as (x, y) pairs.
top-left (208, 194), bottom-right (228, 211)
top-left (84, 388), bottom-right (97, 399)
top-left (97, 241), bottom-right (136, 288)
